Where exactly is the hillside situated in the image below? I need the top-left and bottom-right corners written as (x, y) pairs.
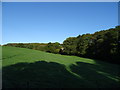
top-left (2, 46), bottom-right (120, 88)
top-left (4, 26), bottom-right (120, 64)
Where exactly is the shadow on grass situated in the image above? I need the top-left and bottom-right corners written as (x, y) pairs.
top-left (70, 62), bottom-right (120, 88)
top-left (2, 61), bottom-right (120, 88)
top-left (3, 61), bottom-right (87, 88)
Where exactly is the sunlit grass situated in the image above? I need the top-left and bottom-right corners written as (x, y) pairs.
top-left (2, 46), bottom-right (120, 88)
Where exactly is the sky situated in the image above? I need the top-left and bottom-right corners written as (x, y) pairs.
top-left (0, 2), bottom-right (2, 44)
top-left (2, 2), bottom-right (118, 44)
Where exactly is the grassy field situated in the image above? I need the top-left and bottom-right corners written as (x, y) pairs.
top-left (2, 46), bottom-right (120, 88)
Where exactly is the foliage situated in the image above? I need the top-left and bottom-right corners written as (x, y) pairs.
top-left (61, 26), bottom-right (120, 64)
top-left (4, 42), bottom-right (62, 54)
top-left (62, 37), bottom-right (78, 55)
top-left (3, 26), bottom-right (120, 64)
top-left (45, 42), bottom-right (62, 54)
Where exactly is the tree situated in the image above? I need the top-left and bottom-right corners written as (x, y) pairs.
top-left (62, 37), bottom-right (78, 55)
top-left (45, 42), bottom-right (62, 54)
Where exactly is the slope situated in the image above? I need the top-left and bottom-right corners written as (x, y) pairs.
top-left (2, 46), bottom-right (120, 88)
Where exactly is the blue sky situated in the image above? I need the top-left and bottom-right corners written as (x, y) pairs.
top-left (2, 2), bottom-right (118, 44)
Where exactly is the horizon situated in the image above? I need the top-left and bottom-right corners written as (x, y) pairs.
top-left (2, 2), bottom-right (118, 45)
top-left (1, 25), bottom-right (119, 45)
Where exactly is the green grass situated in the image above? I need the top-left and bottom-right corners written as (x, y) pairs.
top-left (2, 46), bottom-right (120, 88)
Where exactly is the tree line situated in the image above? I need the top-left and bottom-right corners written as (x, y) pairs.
top-left (3, 42), bottom-right (62, 54)
top-left (61, 26), bottom-right (120, 64)
top-left (4, 26), bottom-right (120, 64)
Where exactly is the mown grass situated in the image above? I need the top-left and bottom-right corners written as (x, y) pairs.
top-left (2, 46), bottom-right (120, 88)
